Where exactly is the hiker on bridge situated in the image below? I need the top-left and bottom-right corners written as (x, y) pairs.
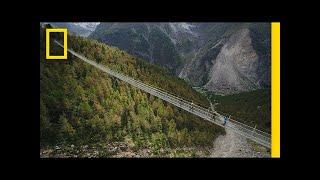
top-left (190, 102), bottom-right (194, 112)
top-left (212, 113), bottom-right (215, 122)
top-left (223, 116), bottom-right (228, 126)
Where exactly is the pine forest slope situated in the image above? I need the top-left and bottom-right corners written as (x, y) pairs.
top-left (40, 26), bottom-right (224, 157)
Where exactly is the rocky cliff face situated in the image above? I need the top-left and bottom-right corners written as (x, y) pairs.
top-left (178, 38), bottom-right (225, 86)
top-left (179, 23), bottom-right (270, 94)
top-left (204, 28), bottom-right (262, 93)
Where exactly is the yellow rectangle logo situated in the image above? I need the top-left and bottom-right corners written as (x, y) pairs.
top-left (46, 28), bottom-right (68, 59)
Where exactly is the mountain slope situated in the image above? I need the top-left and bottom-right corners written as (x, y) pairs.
top-left (90, 23), bottom-right (270, 94)
top-left (40, 25), bottom-right (224, 157)
top-left (89, 23), bottom-right (195, 74)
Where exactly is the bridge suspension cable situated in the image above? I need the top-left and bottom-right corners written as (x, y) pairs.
top-left (54, 40), bottom-right (271, 148)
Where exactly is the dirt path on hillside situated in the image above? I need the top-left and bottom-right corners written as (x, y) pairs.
top-left (210, 128), bottom-right (270, 158)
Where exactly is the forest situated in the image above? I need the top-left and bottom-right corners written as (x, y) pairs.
top-left (40, 25), bottom-right (224, 157)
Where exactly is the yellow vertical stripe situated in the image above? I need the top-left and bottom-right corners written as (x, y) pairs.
top-left (64, 30), bottom-right (68, 58)
top-left (46, 29), bottom-right (50, 59)
top-left (271, 22), bottom-right (280, 158)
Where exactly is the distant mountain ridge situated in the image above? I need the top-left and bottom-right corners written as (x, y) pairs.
top-left (89, 22), bottom-right (271, 94)
top-left (43, 22), bottom-right (99, 37)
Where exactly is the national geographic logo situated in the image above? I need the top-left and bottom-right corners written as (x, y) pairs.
top-left (46, 28), bottom-right (68, 59)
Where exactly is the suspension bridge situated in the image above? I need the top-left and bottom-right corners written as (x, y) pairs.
top-left (54, 40), bottom-right (271, 148)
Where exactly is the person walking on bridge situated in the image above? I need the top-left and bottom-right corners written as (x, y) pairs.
top-left (190, 102), bottom-right (194, 112)
top-left (223, 116), bottom-right (228, 126)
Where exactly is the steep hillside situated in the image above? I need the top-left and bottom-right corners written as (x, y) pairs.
top-left (40, 26), bottom-right (224, 157)
top-left (203, 24), bottom-right (270, 94)
top-left (180, 23), bottom-right (271, 94)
